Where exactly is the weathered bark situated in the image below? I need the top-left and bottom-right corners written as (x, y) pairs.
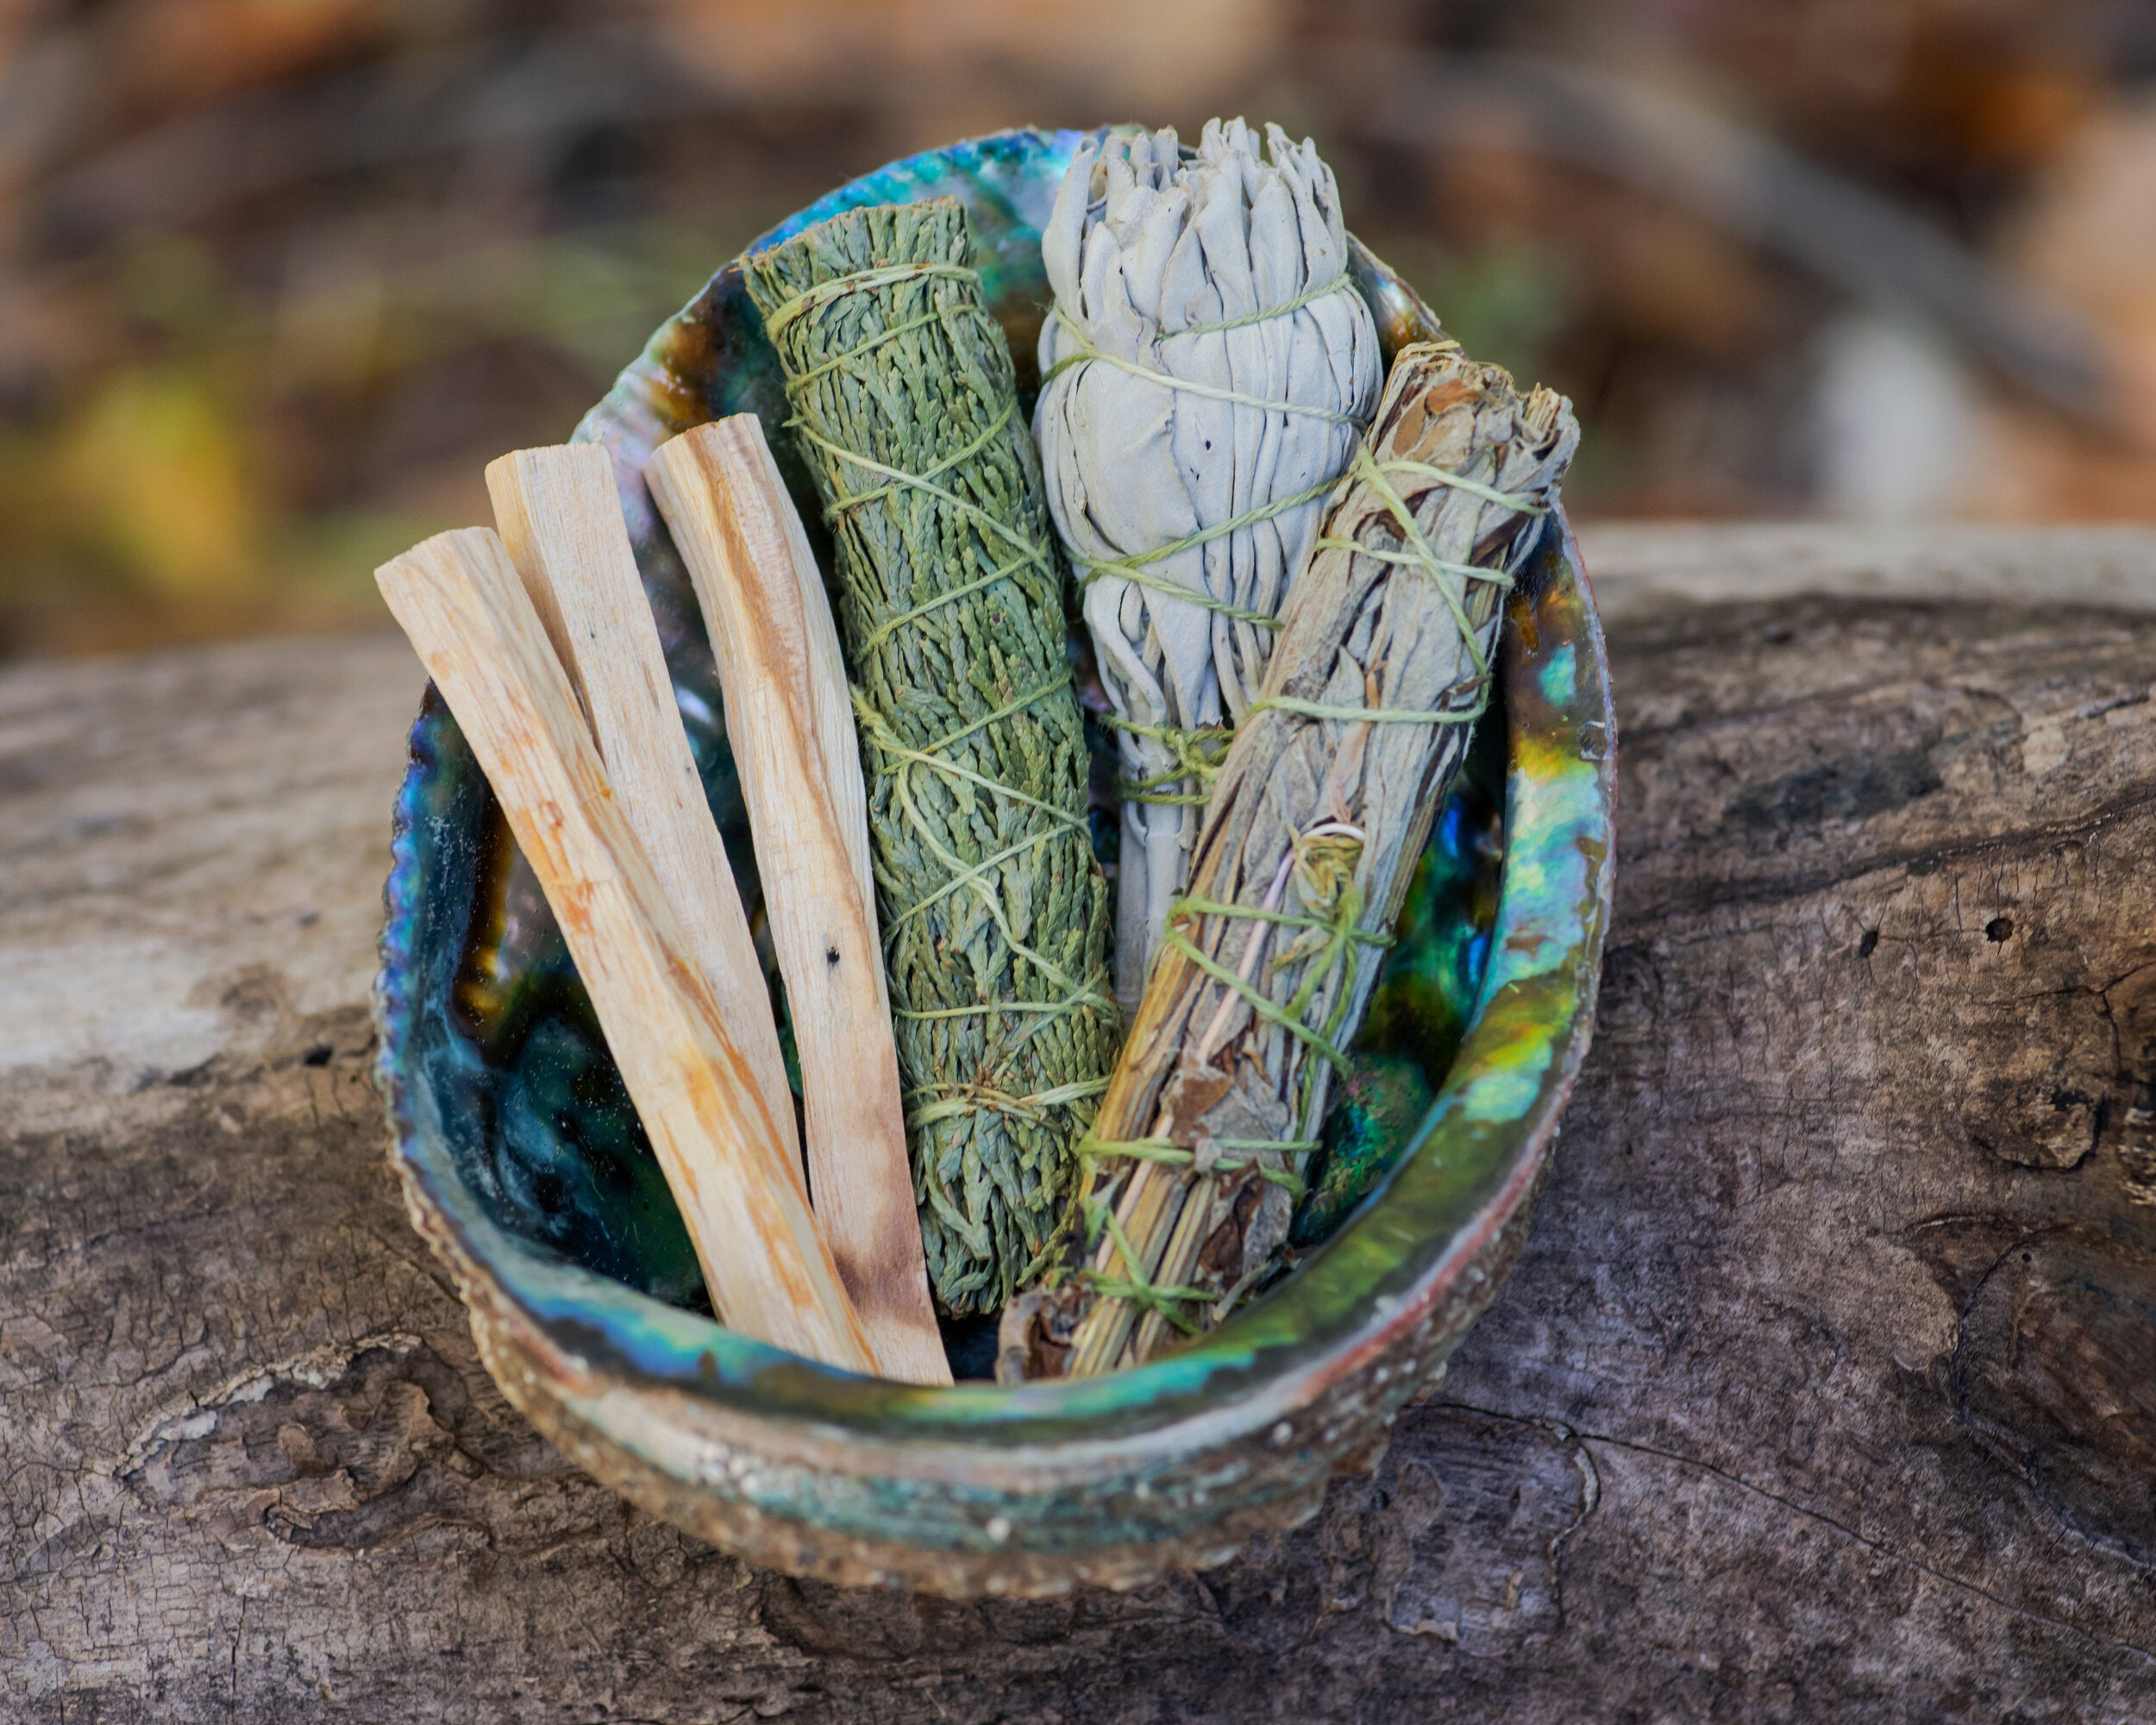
top-left (7, 524), bottom-right (2156, 1722)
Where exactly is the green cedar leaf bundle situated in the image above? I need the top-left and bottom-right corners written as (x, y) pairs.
top-left (743, 198), bottom-right (1117, 1314)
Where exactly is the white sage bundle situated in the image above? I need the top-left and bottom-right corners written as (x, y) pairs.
top-left (1035, 119), bottom-right (1384, 1010)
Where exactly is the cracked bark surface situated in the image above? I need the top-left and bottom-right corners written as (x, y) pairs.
top-left (7, 524), bottom-right (2156, 1722)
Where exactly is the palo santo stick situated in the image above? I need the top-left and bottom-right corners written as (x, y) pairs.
top-left (648, 417), bottom-right (950, 1386)
top-left (484, 443), bottom-right (800, 1178)
top-left (376, 527), bottom-right (876, 1374)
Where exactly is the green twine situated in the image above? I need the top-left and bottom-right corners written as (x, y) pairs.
top-left (1097, 713), bottom-right (1233, 806)
top-left (1156, 910), bottom-right (1351, 1074)
top-left (1069, 836), bottom-right (1371, 1319)
top-left (1069, 473), bottom-right (1343, 622)
top-left (1248, 693), bottom-right (1488, 726)
top-left (1075, 1134), bottom-right (1314, 1195)
top-left (757, 260), bottom-right (981, 338)
top-left (1069, 473), bottom-right (1348, 811)
top-left (1040, 275), bottom-right (1367, 450)
top-left (1080, 1196), bottom-right (1216, 1333)
top-left (1158, 273), bottom-right (1363, 339)
top-left (906, 1075), bottom-right (1112, 1132)
top-left (1243, 446), bottom-right (1546, 729)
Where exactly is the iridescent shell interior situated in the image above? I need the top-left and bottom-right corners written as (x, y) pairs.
top-left (373, 126), bottom-right (1611, 1594)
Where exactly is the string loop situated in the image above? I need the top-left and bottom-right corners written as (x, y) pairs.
top-left (1043, 276), bottom-right (1377, 819)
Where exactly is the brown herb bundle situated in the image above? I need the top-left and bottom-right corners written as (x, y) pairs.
top-left (1010, 343), bottom-right (1579, 1377)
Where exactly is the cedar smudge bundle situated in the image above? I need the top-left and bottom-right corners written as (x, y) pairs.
top-left (743, 199), bottom-right (1117, 1315)
top-left (1015, 343), bottom-right (1580, 1378)
top-left (1034, 121), bottom-right (1382, 1009)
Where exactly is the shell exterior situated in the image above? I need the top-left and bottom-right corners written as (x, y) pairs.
top-left (373, 127), bottom-right (1614, 1597)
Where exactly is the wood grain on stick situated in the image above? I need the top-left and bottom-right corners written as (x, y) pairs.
top-left (374, 527), bottom-right (876, 1373)
top-left (484, 444), bottom-right (799, 1165)
top-left (649, 417), bottom-right (949, 1385)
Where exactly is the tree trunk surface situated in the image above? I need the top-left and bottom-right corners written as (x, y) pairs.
top-left (8, 524), bottom-right (2156, 1723)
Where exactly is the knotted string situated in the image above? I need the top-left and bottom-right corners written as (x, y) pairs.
top-left (1043, 273), bottom-right (1375, 813)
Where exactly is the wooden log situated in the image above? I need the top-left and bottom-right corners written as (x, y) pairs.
top-left (647, 416), bottom-right (950, 1386)
top-left (483, 443), bottom-right (799, 1169)
top-left (7, 524), bottom-right (2156, 1719)
top-left (374, 527), bottom-right (874, 1373)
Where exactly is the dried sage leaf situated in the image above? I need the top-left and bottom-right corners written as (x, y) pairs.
top-left (1040, 342), bottom-right (1581, 1375)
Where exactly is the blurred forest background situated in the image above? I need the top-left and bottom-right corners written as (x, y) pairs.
top-left (3, 0), bottom-right (2154, 657)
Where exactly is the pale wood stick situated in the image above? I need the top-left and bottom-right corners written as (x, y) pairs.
top-left (376, 528), bottom-right (877, 1374)
top-left (648, 417), bottom-right (950, 1386)
top-left (484, 444), bottom-right (801, 1190)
